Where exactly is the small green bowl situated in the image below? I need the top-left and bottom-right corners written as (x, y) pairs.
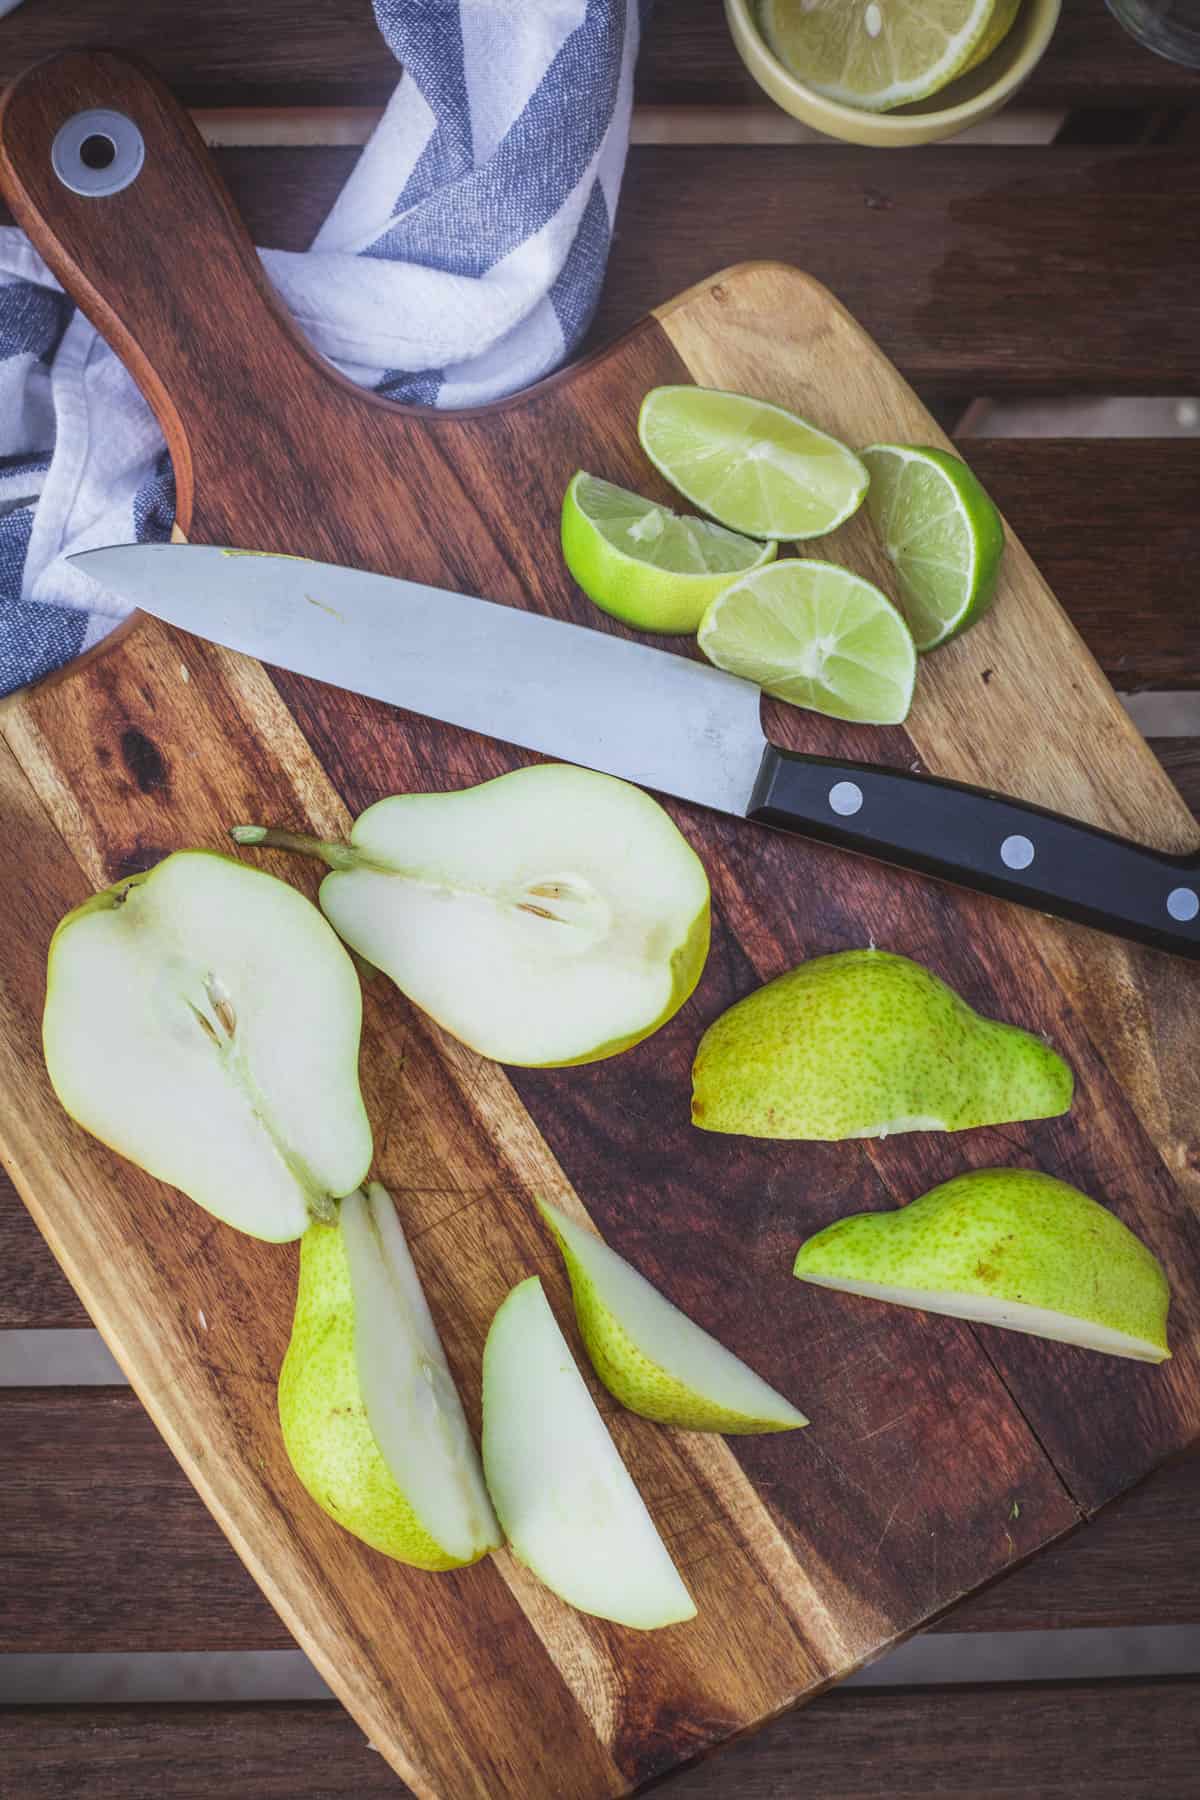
top-left (725, 0), bottom-right (1062, 147)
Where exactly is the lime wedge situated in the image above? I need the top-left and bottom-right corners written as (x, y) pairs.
top-left (697, 559), bottom-right (917, 725)
top-left (561, 471), bottom-right (777, 634)
top-left (759, 0), bottom-right (1017, 114)
top-left (638, 387), bottom-right (868, 542)
top-left (860, 444), bottom-right (1004, 651)
top-left (963, 0), bottom-right (1023, 72)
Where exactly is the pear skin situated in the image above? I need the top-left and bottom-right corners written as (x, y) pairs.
top-left (692, 948), bottom-right (1072, 1140)
top-left (43, 851), bottom-right (372, 1240)
top-left (794, 1168), bottom-right (1171, 1363)
top-left (233, 763), bottom-right (710, 1068)
top-left (537, 1197), bottom-right (807, 1433)
top-left (279, 1194), bottom-right (499, 1568)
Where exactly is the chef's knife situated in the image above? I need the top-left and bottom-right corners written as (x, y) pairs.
top-left (71, 543), bottom-right (1200, 961)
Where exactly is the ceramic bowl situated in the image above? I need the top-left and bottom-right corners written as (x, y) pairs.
top-left (724, 0), bottom-right (1063, 147)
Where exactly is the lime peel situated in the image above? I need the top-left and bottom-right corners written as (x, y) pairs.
top-left (698, 558), bottom-right (917, 726)
top-left (638, 386), bottom-right (868, 542)
top-left (861, 443), bottom-right (1005, 652)
top-left (562, 470), bottom-right (777, 635)
top-left (760, 0), bottom-right (1022, 114)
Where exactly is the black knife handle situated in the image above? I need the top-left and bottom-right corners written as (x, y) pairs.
top-left (748, 745), bottom-right (1200, 960)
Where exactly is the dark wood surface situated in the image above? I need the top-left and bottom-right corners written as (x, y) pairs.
top-left (0, 52), bottom-right (1197, 1794)
top-left (5, 1680), bottom-right (1200, 1799)
top-left (0, 0), bottom-right (1195, 109)
top-left (0, 24), bottom-right (1197, 1800)
top-left (603, 148), bottom-right (1200, 396)
top-left (8, 143), bottom-right (1185, 398)
top-left (2, 1385), bottom-right (1196, 1653)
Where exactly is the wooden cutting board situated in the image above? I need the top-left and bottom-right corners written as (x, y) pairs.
top-left (2, 49), bottom-right (1199, 1800)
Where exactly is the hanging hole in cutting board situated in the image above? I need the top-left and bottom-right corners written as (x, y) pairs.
top-left (50, 108), bottom-right (144, 199)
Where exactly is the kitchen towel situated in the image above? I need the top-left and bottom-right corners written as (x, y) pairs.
top-left (0, 0), bottom-right (641, 694)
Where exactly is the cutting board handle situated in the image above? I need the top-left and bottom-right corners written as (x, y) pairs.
top-left (0, 49), bottom-right (422, 541)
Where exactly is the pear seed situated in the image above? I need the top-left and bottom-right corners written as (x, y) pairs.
top-left (186, 1002), bottom-right (220, 1046)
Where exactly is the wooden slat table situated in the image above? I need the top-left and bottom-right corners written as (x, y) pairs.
top-left (1, 3), bottom-right (1197, 1795)
top-left (2, 0), bottom-right (1199, 109)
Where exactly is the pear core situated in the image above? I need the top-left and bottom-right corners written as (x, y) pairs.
top-left (794, 1169), bottom-right (1171, 1363)
top-left (235, 764), bottom-right (710, 1067)
top-left (43, 851), bottom-right (372, 1241)
top-left (692, 947), bottom-right (1073, 1140)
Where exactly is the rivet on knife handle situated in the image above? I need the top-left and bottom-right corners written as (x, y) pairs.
top-left (748, 745), bottom-right (1200, 960)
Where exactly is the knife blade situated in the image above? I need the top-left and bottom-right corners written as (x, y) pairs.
top-left (70, 543), bottom-right (1200, 961)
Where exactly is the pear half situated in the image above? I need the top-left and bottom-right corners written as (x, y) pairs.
top-left (233, 763), bottom-right (710, 1066)
top-left (279, 1183), bottom-right (501, 1567)
top-left (482, 1277), bottom-right (696, 1629)
top-left (692, 948), bottom-right (1073, 1141)
top-left (537, 1197), bottom-right (807, 1433)
top-left (794, 1169), bottom-right (1171, 1363)
top-left (43, 851), bottom-right (372, 1241)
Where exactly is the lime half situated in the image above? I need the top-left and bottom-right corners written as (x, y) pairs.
top-left (638, 387), bottom-right (868, 542)
top-left (698, 560), bottom-right (917, 725)
top-left (561, 472), bottom-right (776, 634)
top-left (861, 444), bottom-right (1004, 651)
top-left (759, 0), bottom-right (1018, 113)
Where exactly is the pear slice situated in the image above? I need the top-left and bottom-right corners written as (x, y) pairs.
top-left (482, 1277), bottom-right (696, 1629)
top-left (43, 851), bottom-right (372, 1241)
top-left (537, 1197), bottom-right (807, 1433)
top-left (232, 762), bottom-right (710, 1067)
top-left (692, 947), bottom-right (1073, 1141)
top-left (279, 1183), bottom-right (501, 1567)
top-left (794, 1168), bottom-right (1171, 1363)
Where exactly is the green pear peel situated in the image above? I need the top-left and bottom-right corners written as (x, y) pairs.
top-left (794, 1168), bottom-right (1171, 1363)
top-left (537, 1197), bottom-right (807, 1433)
top-left (43, 851), bottom-right (372, 1241)
top-left (279, 1183), bottom-right (500, 1568)
top-left (692, 948), bottom-right (1073, 1141)
top-left (232, 763), bottom-right (710, 1068)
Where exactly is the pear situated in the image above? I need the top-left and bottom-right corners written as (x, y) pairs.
top-left (794, 1168), bottom-right (1171, 1363)
top-left (279, 1182), bottom-right (501, 1567)
top-left (232, 762), bottom-right (709, 1067)
top-left (691, 948), bottom-right (1072, 1141)
top-left (537, 1197), bottom-right (807, 1433)
top-left (482, 1277), bottom-right (696, 1629)
top-left (43, 851), bottom-right (372, 1241)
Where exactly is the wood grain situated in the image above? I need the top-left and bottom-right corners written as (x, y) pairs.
top-left (5, 1680), bottom-right (1200, 1800)
top-left (2, 1388), bottom-right (1197, 1653)
top-left (7, 143), bottom-right (1189, 398)
top-left (0, 49), bottom-right (1197, 1799)
top-left (607, 147), bottom-right (1200, 397)
top-left (0, 0), bottom-right (1191, 109)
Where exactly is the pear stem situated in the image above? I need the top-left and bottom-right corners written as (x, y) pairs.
top-left (230, 824), bottom-right (358, 872)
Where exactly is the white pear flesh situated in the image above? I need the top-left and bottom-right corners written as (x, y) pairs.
top-left (538, 1197), bottom-right (807, 1433)
top-left (482, 1277), bottom-right (696, 1629)
top-left (43, 852), bottom-right (372, 1241)
top-left (314, 764), bottom-right (710, 1066)
top-left (794, 1169), bottom-right (1171, 1363)
top-left (280, 1185), bottom-right (499, 1567)
top-left (692, 948), bottom-right (1073, 1140)
top-left (343, 1184), bottom-right (500, 1562)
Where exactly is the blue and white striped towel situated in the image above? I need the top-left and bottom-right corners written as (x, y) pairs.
top-left (0, 0), bottom-right (641, 695)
